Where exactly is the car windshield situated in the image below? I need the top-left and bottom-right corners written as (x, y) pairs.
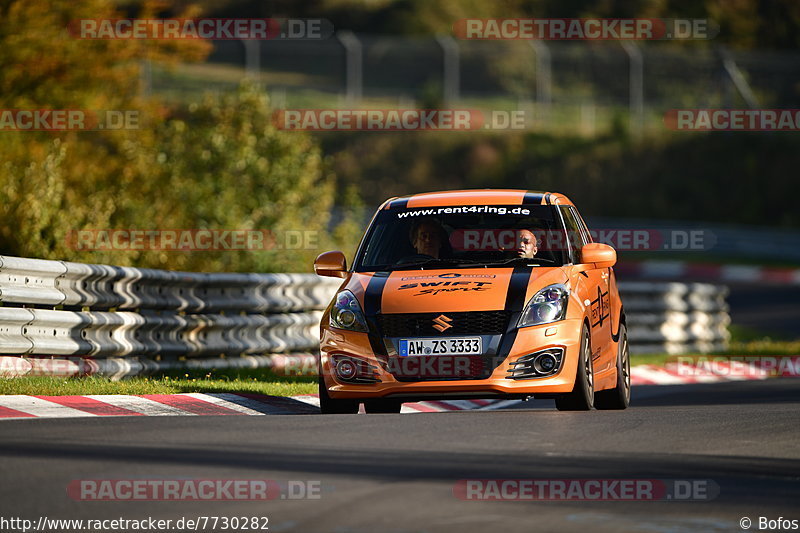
top-left (354, 204), bottom-right (572, 271)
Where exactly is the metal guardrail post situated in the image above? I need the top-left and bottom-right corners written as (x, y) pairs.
top-left (140, 59), bottom-right (152, 97)
top-left (621, 41), bottom-right (644, 135)
top-left (242, 39), bottom-right (261, 81)
top-left (435, 35), bottom-right (460, 105)
top-left (337, 31), bottom-right (363, 105)
top-left (529, 40), bottom-right (552, 126)
top-left (718, 46), bottom-right (759, 109)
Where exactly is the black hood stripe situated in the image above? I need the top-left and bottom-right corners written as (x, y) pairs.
top-left (523, 192), bottom-right (544, 205)
top-left (363, 272), bottom-right (389, 316)
top-left (504, 265), bottom-right (533, 312)
top-left (364, 272), bottom-right (390, 356)
top-left (497, 265), bottom-right (534, 358)
top-left (388, 198), bottom-right (409, 210)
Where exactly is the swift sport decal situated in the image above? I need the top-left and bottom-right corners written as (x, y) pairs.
top-left (379, 268), bottom-right (514, 313)
top-left (398, 279), bottom-right (494, 296)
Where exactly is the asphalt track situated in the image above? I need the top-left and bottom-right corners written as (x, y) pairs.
top-left (0, 379), bottom-right (798, 533)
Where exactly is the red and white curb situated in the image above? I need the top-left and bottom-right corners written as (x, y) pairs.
top-left (0, 363), bottom-right (787, 420)
top-left (0, 392), bottom-right (510, 420)
top-left (616, 260), bottom-right (800, 285)
top-left (0, 393), bottom-right (319, 420)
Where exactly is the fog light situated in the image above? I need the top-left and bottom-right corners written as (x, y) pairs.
top-left (335, 359), bottom-right (357, 380)
top-left (534, 352), bottom-right (558, 374)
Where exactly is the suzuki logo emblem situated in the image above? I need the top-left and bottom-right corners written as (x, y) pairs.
top-left (432, 314), bottom-right (453, 332)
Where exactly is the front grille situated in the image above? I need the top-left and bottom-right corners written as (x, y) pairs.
top-left (377, 311), bottom-right (510, 337)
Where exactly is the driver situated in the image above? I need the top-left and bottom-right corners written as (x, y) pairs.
top-left (409, 218), bottom-right (448, 258)
top-left (514, 229), bottom-right (538, 258)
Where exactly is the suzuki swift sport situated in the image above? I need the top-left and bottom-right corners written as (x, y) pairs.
top-left (314, 190), bottom-right (629, 413)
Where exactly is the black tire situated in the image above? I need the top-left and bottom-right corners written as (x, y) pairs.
top-left (363, 399), bottom-right (403, 413)
top-left (318, 373), bottom-right (359, 414)
top-left (594, 323), bottom-right (631, 410)
top-left (555, 325), bottom-right (594, 411)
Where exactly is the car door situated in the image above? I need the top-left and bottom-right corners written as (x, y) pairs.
top-left (560, 206), bottom-right (613, 373)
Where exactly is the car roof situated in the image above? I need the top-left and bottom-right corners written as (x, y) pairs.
top-left (380, 189), bottom-right (574, 209)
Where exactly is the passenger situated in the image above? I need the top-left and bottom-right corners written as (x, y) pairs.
top-left (408, 219), bottom-right (448, 259)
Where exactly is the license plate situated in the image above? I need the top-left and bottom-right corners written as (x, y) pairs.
top-left (399, 337), bottom-right (482, 356)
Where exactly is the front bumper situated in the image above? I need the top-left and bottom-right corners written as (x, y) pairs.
top-left (320, 318), bottom-right (584, 400)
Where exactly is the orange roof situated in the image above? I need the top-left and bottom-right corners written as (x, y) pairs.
top-left (382, 189), bottom-right (574, 209)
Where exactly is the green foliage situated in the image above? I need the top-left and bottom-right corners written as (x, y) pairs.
top-left (133, 84), bottom-right (345, 273)
top-left (0, 0), bottom-right (361, 273)
top-left (0, 139), bottom-right (116, 261)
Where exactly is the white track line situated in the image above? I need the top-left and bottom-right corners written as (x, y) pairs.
top-left (185, 393), bottom-right (266, 416)
top-left (210, 393), bottom-right (298, 415)
top-left (290, 395), bottom-right (321, 408)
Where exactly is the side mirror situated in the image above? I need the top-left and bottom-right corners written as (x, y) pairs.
top-left (314, 251), bottom-right (348, 278)
top-left (581, 243), bottom-right (616, 269)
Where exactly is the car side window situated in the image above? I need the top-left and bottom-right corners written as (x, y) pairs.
top-left (569, 207), bottom-right (593, 245)
top-left (559, 206), bottom-right (587, 264)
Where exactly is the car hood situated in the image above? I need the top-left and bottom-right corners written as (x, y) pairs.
top-left (345, 267), bottom-right (568, 314)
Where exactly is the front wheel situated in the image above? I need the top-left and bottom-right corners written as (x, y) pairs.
top-left (318, 373), bottom-right (359, 414)
top-left (555, 325), bottom-right (594, 411)
top-left (594, 323), bottom-right (631, 410)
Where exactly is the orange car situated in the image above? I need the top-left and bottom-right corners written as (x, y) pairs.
top-left (314, 190), bottom-right (629, 413)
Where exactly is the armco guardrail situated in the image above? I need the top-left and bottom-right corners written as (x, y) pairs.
top-left (620, 282), bottom-right (730, 354)
top-left (0, 255), bottom-right (341, 377)
top-left (0, 255), bottom-right (729, 378)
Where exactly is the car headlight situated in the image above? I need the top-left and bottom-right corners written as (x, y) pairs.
top-left (517, 284), bottom-right (569, 327)
top-left (329, 290), bottom-right (368, 332)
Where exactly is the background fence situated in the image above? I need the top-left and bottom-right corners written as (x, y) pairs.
top-left (0, 255), bottom-right (728, 378)
top-left (149, 35), bottom-right (800, 134)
